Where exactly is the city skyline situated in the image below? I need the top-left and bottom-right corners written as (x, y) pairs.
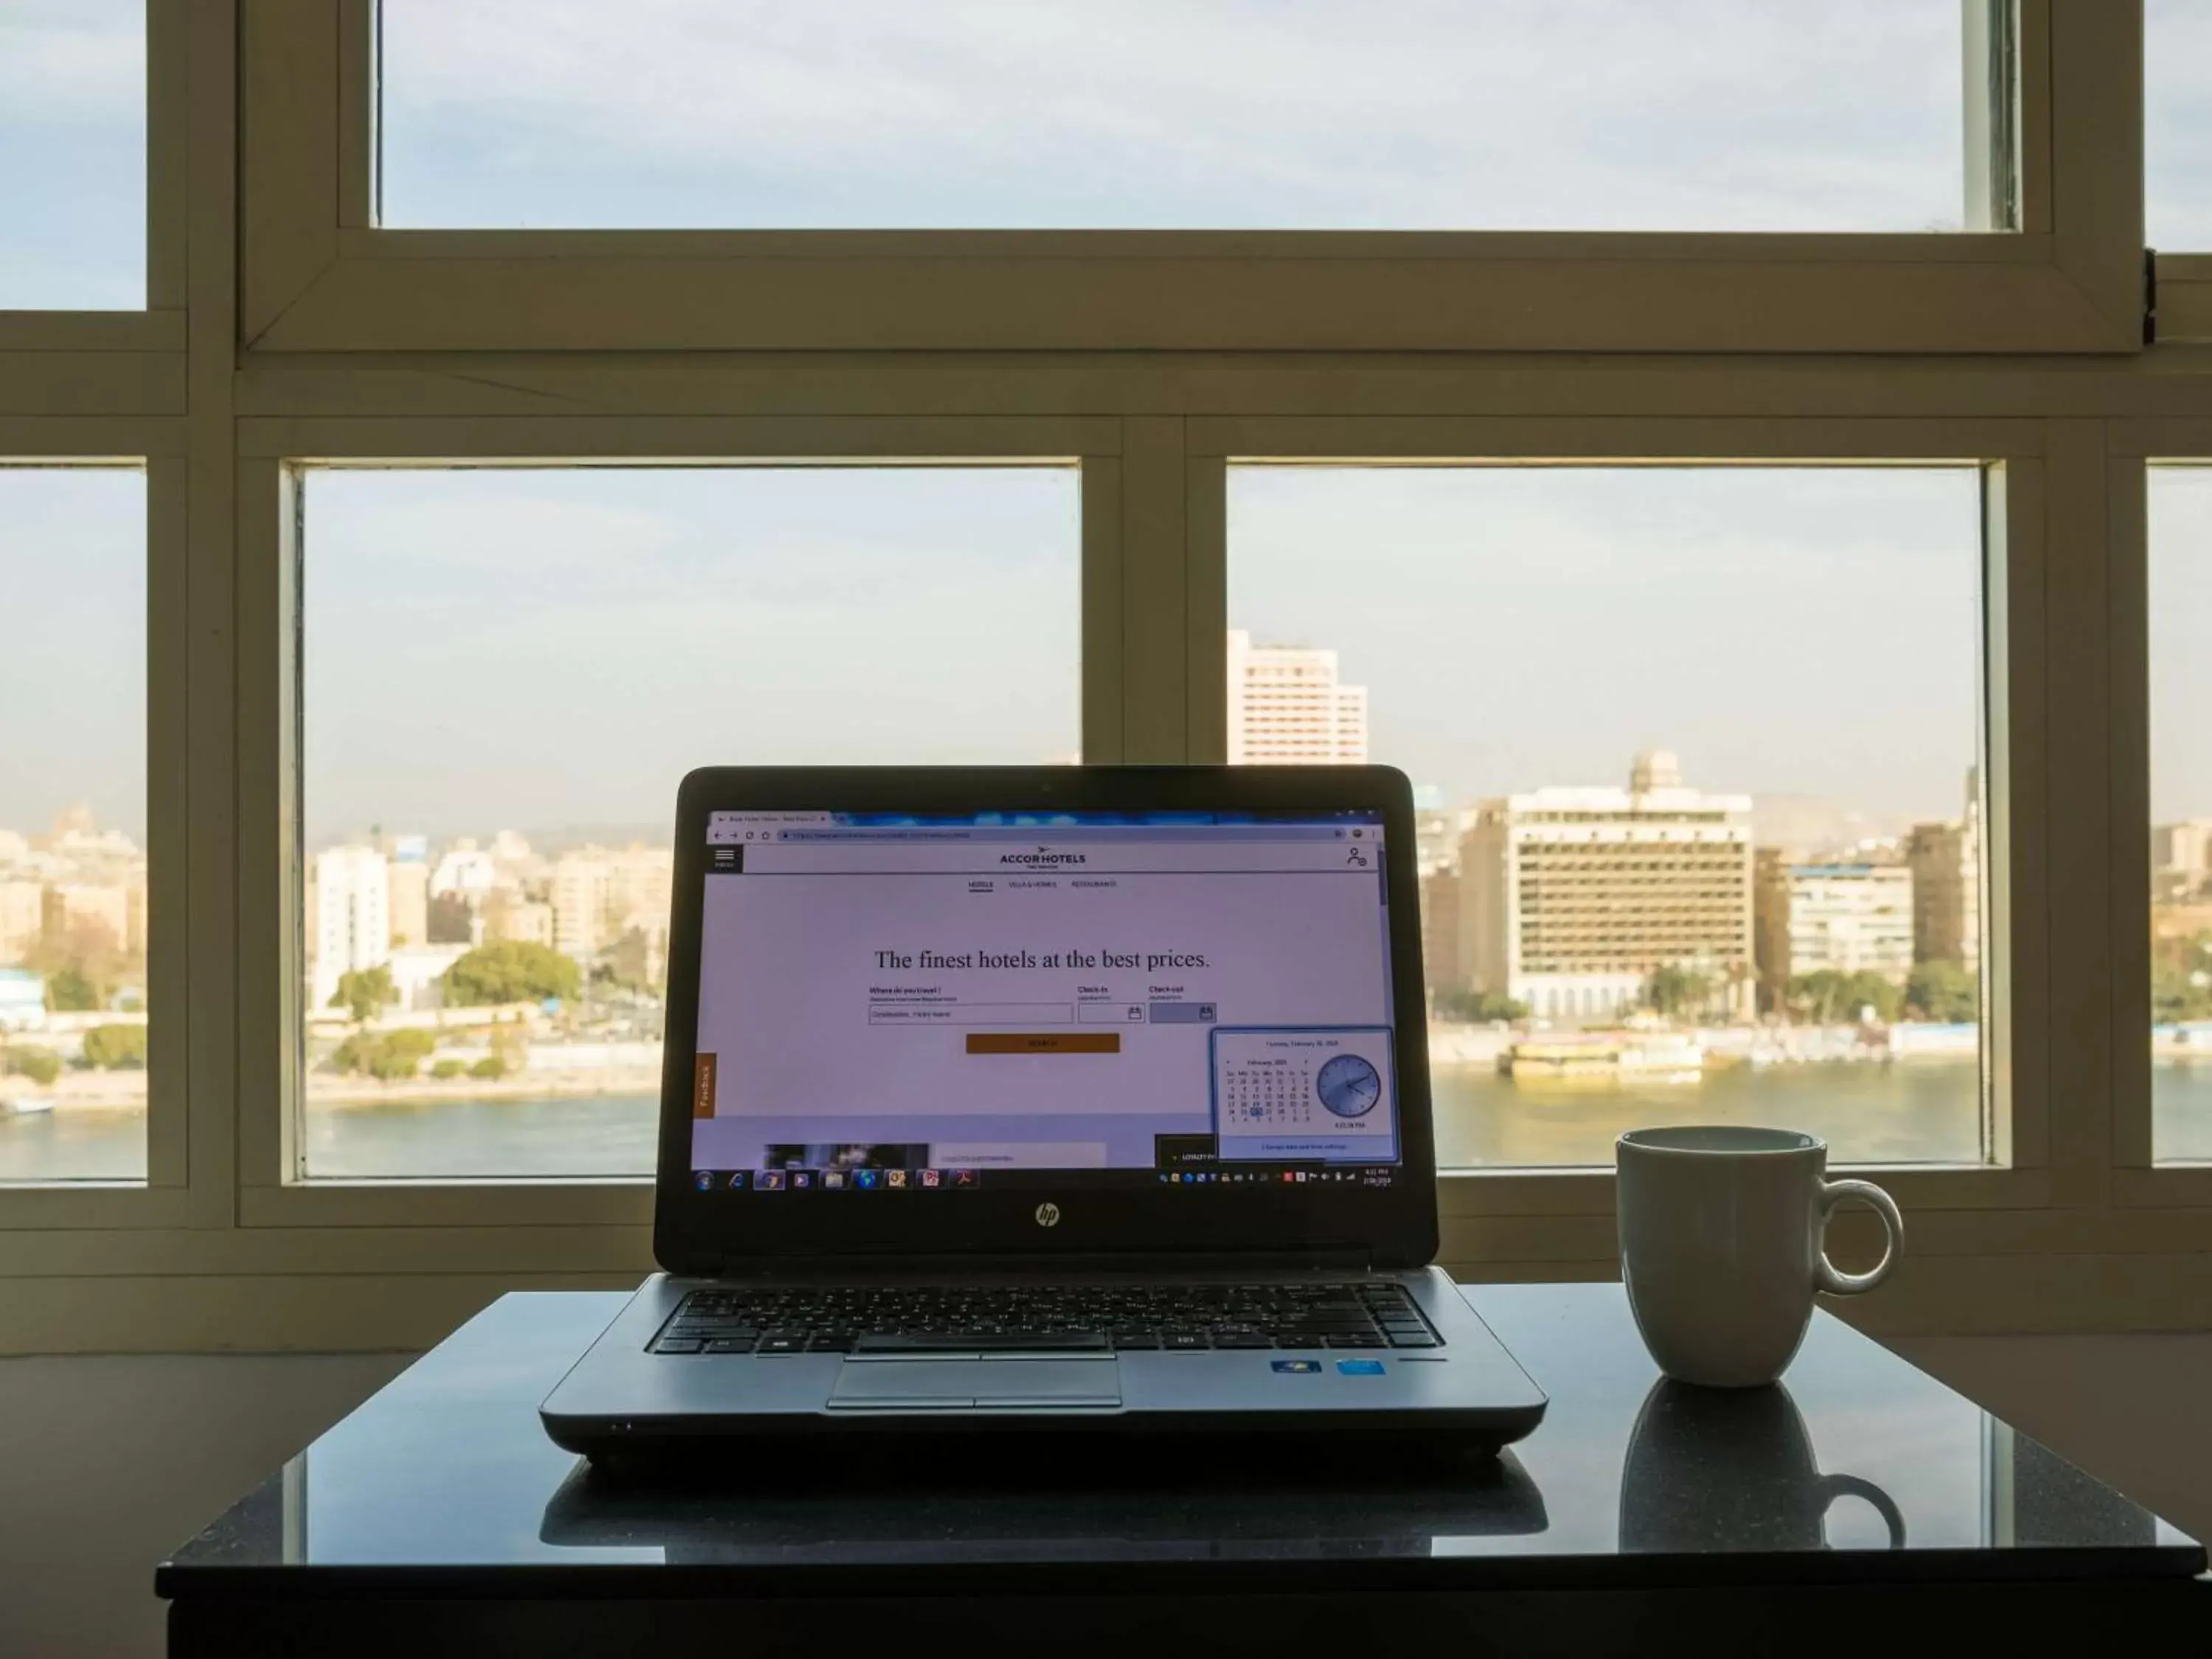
top-left (1230, 465), bottom-right (1989, 821)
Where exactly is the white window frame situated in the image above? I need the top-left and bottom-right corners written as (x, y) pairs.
top-left (2109, 427), bottom-right (2212, 1208)
top-left (1186, 424), bottom-right (2053, 1240)
top-left (8, 1), bottom-right (2212, 1351)
top-left (0, 0), bottom-right (187, 371)
top-left (223, 1), bottom-right (2150, 359)
top-left (0, 445), bottom-right (188, 1229)
top-left (232, 422), bottom-right (1126, 1231)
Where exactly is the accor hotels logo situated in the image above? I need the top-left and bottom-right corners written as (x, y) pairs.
top-left (999, 844), bottom-right (1087, 867)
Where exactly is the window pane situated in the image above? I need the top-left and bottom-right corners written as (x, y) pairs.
top-left (0, 467), bottom-right (148, 1182)
top-left (383, 0), bottom-right (1969, 234)
top-left (1231, 465), bottom-right (1988, 1169)
top-left (2148, 0), bottom-right (2212, 250)
top-left (299, 466), bottom-right (1079, 1180)
top-left (0, 0), bottom-right (143, 308)
top-left (2151, 465), bottom-right (2212, 1164)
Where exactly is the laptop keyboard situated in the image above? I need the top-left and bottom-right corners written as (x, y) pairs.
top-left (649, 1281), bottom-right (1443, 1355)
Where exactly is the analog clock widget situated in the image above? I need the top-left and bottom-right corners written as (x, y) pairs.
top-left (1315, 1052), bottom-right (1383, 1119)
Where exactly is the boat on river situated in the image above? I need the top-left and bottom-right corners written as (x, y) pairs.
top-left (1498, 1032), bottom-right (1705, 1088)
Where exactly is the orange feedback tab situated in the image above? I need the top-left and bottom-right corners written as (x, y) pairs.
top-left (966, 1033), bottom-right (1121, 1055)
top-left (692, 1053), bottom-right (717, 1118)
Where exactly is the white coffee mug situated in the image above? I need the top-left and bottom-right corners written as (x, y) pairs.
top-left (1616, 1126), bottom-right (1902, 1388)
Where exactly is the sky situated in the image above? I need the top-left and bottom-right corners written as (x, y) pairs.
top-left (2151, 468), bottom-right (2212, 824)
top-left (2149, 0), bottom-right (2212, 249)
top-left (0, 468), bottom-right (146, 837)
top-left (378, 0), bottom-right (1967, 233)
top-left (299, 468), bottom-right (1079, 845)
top-left (1231, 466), bottom-right (1985, 824)
top-left (2, 4), bottom-right (2210, 842)
top-left (2, 2), bottom-right (2207, 289)
top-left (0, 0), bottom-right (142, 308)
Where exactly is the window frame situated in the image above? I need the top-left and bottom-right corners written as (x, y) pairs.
top-left (1187, 422), bottom-right (2056, 1242)
top-left (0, 0), bottom-right (189, 375)
top-left (2108, 425), bottom-right (2212, 1206)
top-left (231, 420), bottom-right (1126, 1231)
top-left (223, 0), bottom-right (2151, 359)
top-left (0, 441), bottom-right (189, 1228)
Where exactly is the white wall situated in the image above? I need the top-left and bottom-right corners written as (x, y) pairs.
top-left (1891, 1332), bottom-right (2212, 1544)
top-left (0, 1352), bottom-right (409, 1659)
top-left (0, 1338), bottom-right (2205, 1659)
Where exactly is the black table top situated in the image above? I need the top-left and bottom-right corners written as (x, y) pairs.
top-left (157, 1283), bottom-right (2205, 1600)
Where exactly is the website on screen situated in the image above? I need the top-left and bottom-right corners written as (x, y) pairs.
top-left (687, 814), bottom-right (1402, 1192)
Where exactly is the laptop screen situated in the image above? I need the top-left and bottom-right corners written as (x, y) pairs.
top-left (686, 810), bottom-right (1402, 1197)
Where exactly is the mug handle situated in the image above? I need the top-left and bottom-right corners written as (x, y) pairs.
top-left (1820, 1473), bottom-right (1907, 1549)
top-left (1814, 1178), bottom-right (1903, 1295)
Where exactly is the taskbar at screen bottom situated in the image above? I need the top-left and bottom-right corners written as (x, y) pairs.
top-left (690, 1166), bottom-right (1398, 1194)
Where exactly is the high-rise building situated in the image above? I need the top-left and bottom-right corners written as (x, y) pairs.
top-left (481, 891), bottom-right (554, 949)
top-left (311, 846), bottom-right (390, 1010)
top-left (430, 842), bottom-right (498, 900)
top-left (1458, 750), bottom-right (1755, 1022)
top-left (1752, 848), bottom-right (1792, 1012)
top-left (42, 883), bottom-right (131, 953)
top-left (125, 866), bottom-right (148, 958)
top-left (1225, 630), bottom-right (1369, 764)
top-left (550, 855), bottom-right (612, 963)
top-left (2153, 819), bottom-right (2212, 895)
top-left (1906, 768), bottom-right (1982, 970)
top-left (0, 880), bottom-right (43, 965)
top-left (605, 845), bottom-right (675, 928)
top-left (1413, 802), bottom-right (1468, 878)
top-left (1418, 866), bottom-right (1463, 1004)
top-left (602, 844), bottom-right (675, 986)
top-left (387, 860), bottom-right (431, 949)
top-left (1770, 862), bottom-right (1915, 984)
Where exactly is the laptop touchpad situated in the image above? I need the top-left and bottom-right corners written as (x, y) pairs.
top-left (827, 1357), bottom-right (1122, 1410)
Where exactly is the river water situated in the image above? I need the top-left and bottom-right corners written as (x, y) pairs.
top-left (13, 1060), bottom-right (2212, 1183)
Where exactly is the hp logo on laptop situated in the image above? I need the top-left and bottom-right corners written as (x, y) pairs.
top-left (1034, 1202), bottom-right (1062, 1228)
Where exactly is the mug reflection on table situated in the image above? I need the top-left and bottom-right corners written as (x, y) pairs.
top-left (1619, 1378), bottom-right (1906, 1553)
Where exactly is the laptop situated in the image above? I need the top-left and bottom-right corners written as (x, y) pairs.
top-left (540, 765), bottom-right (1547, 1457)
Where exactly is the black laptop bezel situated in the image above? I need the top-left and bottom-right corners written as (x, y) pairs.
top-left (653, 765), bottom-right (1438, 1273)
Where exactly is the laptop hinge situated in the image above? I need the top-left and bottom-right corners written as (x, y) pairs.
top-left (688, 1249), bottom-right (1375, 1279)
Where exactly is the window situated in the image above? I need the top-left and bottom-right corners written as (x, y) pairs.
top-left (2149, 464), bottom-right (2212, 1165)
top-left (11, 5), bottom-right (2208, 1350)
top-left (296, 465), bottom-right (1080, 1180)
top-left (2147, 0), bottom-right (2212, 250)
top-left (0, 466), bottom-right (147, 1183)
top-left (0, 0), bottom-right (144, 309)
top-left (380, 0), bottom-right (1976, 233)
top-left (1229, 464), bottom-right (1988, 1169)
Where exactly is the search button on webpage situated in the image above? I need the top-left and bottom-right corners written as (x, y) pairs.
top-left (965, 1033), bottom-right (1121, 1055)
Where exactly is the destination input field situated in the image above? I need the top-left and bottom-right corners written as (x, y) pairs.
top-left (867, 1001), bottom-right (1072, 1026)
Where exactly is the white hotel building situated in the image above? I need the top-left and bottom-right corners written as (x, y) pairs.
top-left (1226, 630), bottom-right (1369, 765)
top-left (1455, 751), bottom-right (1756, 1022)
top-left (310, 845), bottom-right (390, 1011)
